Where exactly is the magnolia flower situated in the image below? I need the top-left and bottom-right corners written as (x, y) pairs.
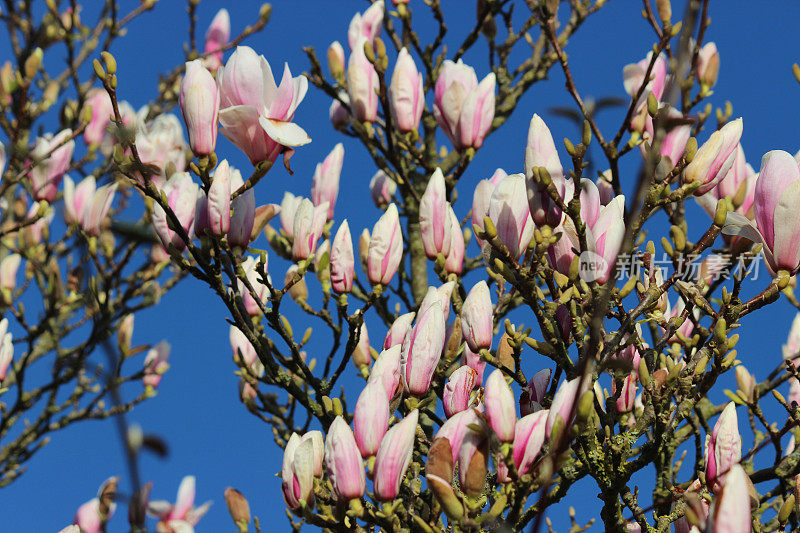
top-left (151, 172), bottom-right (198, 251)
top-left (147, 476), bottom-right (211, 531)
top-left (368, 345), bottom-right (402, 398)
top-left (369, 170), bottom-right (397, 208)
top-left (281, 433), bottom-right (317, 511)
top-left (0, 319), bottom-right (13, 381)
top-left (347, 38), bottom-right (379, 122)
top-left (30, 128), bottom-right (74, 202)
top-left (705, 402), bottom-right (742, 490)
top-left (353, 381), bottom-right (390, 457)
top-left (383, 312), bottom-right (416, 350)
top-left (484, 369), bottom-right (516, 442)
top-left (291, 198), bottom-right (328, 260)
top-left (310, 143), bottom-right (344, 220)
top-left (73, 477), bottom-right (118, 533)
top-left (367, 204), bottom-right (403, 285)
top-left (488, 173), bottom-right (535, 259)
top-left (683, 118), bottom-right (743, 196)
top-left (373, 410), bottom-right (418, 501)
top-left (82, 88), bottom-right (114, 146)
top-left (217, 46), bottom-right (310, 165)
top-left (461, 281), bottom-right (493, 352)
top-left (135, 112), bottom-right (188, 188)
top-left (419, 168), bottom-right (453, 259)
top-left (330, 220), bottom-right (354, 294)
top-left (400, 287), bottom-right (446, 395)
top-left (433, 59), bottom-right (495, 150)
top-left (525, 114), bottom-right (566, 227)
top-left (347, 1), bottom-right (384, 49)
top-left (180, 59), bottom-right (219, 156)
top-left (203, 9), bottom-right (230, 72)
top-left (63, 175), bottom-right (117, 236)
top-left (324, 416), bottom-right (366, 501)
top-left (443, 366), bottom-right (478, 418)
top-left (238, 256), bottom-right (271, 315)
top-left (389, 48), bottom-right (424, 132)
top-left (143, 340), bottom-right (170, 389)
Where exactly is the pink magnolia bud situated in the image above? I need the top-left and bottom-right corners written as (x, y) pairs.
top-left (82, 88), bottom-right (113, 146)
top-left (641, 106), bottom-right (691, 166)
top-left (180, 59), bottom-right (219, 156)
top-left (279, 192), bottom-right (302, 238)
top-left (444, 207), bottom-right (464, 275)
top-left (697, 42), bottom-right (720, 89)
top-left (434, 408), bottom-right (483, 464)
top-left (64, 175), bottom-right (115, 236)
top-left (460, 343), bottom-right (486, 386)
top-left (705, 402), bottom-right (742, 491)
top-left (328, 41), bottom-right (345, 79)
top-left (684, 118), bottom-right (743, 196)
top-left (512, 410), bottom-right (548, 475)
top-left (229, 325), bottom-right (261, 376)
top-left (472, 170), bottom-right (506, 243)
top-left (400, 287), bottom-right (446, 395)
top-left (218, 46), bottom-right (310, 165)
top-left (484, 369), bottom-right (516, 442)
top-left (433, 59), bottom-right (495, 151)
top-left (202, 160), bottom-right (232, 237)
top-left (324, 416), bottom-right (366, 501)
top-left (698, 144), bottom-right (755, 218)
top-left (367, 203), bottom-right (403, 285)
top-left (368, 345), bottom-right (402, 398)
top-left (73, 477), bottom-right (118, 533)
top-left (672, 479), bottom-right (709, 533)
top-left (281, 434), bottom-right (316, 510)
top-left (520, 368), bottom-right (551, 416)
top-left (586, 195), bottom-right (626, 284)
top-left (753, 150), bottom-right (800, 274)
top-left (488, 173), bottom-right (535, 259)
top-left (443, 366), bottom-right (478, 418)
top-left (383, 312), bottom-right (415, 350)
top-left (0, 320), bottom-right (13, 381)
top-left (330, 220), bottom-right (354, 294)
top-left (707, 464), bottom-right (751, 532)
top-left (613, 374), bottom-right (638, 413)
top-left (311, 143), bottom-right (344, 220)
top-left (24, 201), bottom-right (53, 245)
top-left (239, 256), bottom-right (271, 316)
top-left (622, 52), bottom-right (668, 120)
top-left (0, 254), bottom-right (21, 292)
top-left (419, 168), bottom-right (453, 259)
top-left (389, 48), bottom-right (424, 132)
top-left (347, 1), bottom-right (384, 49)
top-left (353, 381), bottom-right (390, 457)
top-left (152, 172), bottom-right (198, 251)
top-left (292, 198), bottom-right (328, 260)
top-left (143, 340), bottom-right (170, 389)
top-left (525, 114), bottom-right (565, 227)
top-left (352, 321), bottom-right (371, 370)
top-left (30, 129), bottom-right (74, 202)
top-left (330, 94), bottom-right (351, 130)
top-left (461, 281), bottom-right (493, 352)
top-left (203, 9), bottom-right (230, 72)
top-left (596, 172), bottom-right (615, 205)
top-left (369, 170), bottom-right (397, 207)
top-left (373, 409), bottom-right (418, 501)
top-left (135, 112), bottom-right (188, 188)
top-left (545, 377), bottom-right (582, 438)
top-left (347, 39), bottom-right (379, 123)
top-left (59, 526), bottom-right (80, 533)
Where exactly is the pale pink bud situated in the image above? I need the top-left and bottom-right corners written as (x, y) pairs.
top-left (367, 203), bottom-right (403, 285)
top-left (472, 170), bottom-right (506, 243)
top-left (347, 38), bottom-right (379, 123)
top-left (419, 168), bottom-right (453, 259)
top-left (434, 59), bottom-right (495, 151)
top-left (143, 340), bottom-right (170, 389)
top-left (684, 118), bottom-right (743, 196)
top-left (218, 46), bottom-right (310, 164)
top-left (753, 150), bottom-right (800, 274)
top-left (58, 526), bottom-right (80, 533)
top-left (696, 42), bottom-right (720, 89)
top-left (152, 172), bottom-right (198, 251)
top-left (545, 377), bottom-right (582, 438)
top-left (641, 106), bottom-right (691, 166)
top-left (229, 325), bottom-right (262, 375)
top-left (0, 324), bottom-right (13, 381)
top-left (311, 143), bottom-right (344, 220)
top-left (622, 52), bottom-right (668, 120)
top-left (587, 195), bottom-right (626, 284)
top-left (204, 160), bottom-right (232, 237)
top-left (279, 192), bottom-right (302, 238)
top-left (368, 345), bottom-right (402, 398)
top-left (698, 145), bottom-right (755, 232)
top-left (324, 416), bottom-right (366, 501)
top-left (330, 220), bottom-right (354, 294)
top-left (443, 366), bottom-right (478, 418)
top-left (383, 312), bottom-right (415, 350)
top-left (525, 114), bottom-right (566, 227)
top-left (596, 172), bottom-right (615, 205)
top-left (304, 431), bottom-right (325, 477)
top-left (400, 287), bottom-right (446, 395)
top-left (203, 9), bottom-right (230, 72)
top-left (461, 281), bottom-right (493, 352)
top-left (705, 402), bottom-right (742, 490)
top-left (613, 374), bottom-right (638, 413)
top-left (330, 95), bottom-right (351, 130)
top-left (180, 59), bottom-right (219, 156)
top-left (135, 113), bottom-right (188, 188)
top-left (352, 322), bottom-right (371, 369)
top-left (460, 343), bottom-right (486, 386)
top-left (292, 198), bottom-right (328, 260)
top-left (373, 409), bottom-right (418, 501)
top-left (347, 1), bottom-right (384, 49)
top-left (353, 381), bottom-right (390, 457)
top-left (434, 408), bottom-right (483, 464)
top-left (520, 368), bottom-right (551, 416)
top-left (488, 173), bottom-right (535, 258)
top-left (63, 175), bottom-right (96, 226)
top-left (389, 48), bottom-right (424, 132)
top-left (280, 433), bottom-right (316, 511)
top-left (444, 207), bottom-right (464, 275)
top-left (238, 256), bottom-right (270, 315)
top-left (30, 128), bottom-right (74, 202)
top-left (672, 479), bottom-right (709, 533)
top-left (707, 464), bottom-right (751, 532)
top-left (0, 254), bottom-right (21, 292)
top-left (82, 88), bottom-right (113, 146)
top-left (328, 41), bottom-right (345, 79)
top-left (512, 410), bottom-right (548, 475)
top-left (369, 170), bottom-right (397, 207)
top-left (484, 369), bottom-right (516, 442)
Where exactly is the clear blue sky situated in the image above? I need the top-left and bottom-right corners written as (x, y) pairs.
top-left (4, 0), bottom-right (800, 530)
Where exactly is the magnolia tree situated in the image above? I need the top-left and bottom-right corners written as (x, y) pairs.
top-left (4, 0), bottom-right (800, 531)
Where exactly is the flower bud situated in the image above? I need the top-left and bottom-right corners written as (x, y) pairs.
top-left (238, 256), bottom-right (271, 316)
top-left (327, 41), bottom-right (345, 80)
top-left (433, 59), bottom-right (495, 150)
top-left (204, 160), bottom-right (232, 236)
top-left (180, 59), bottom-right (219, 156)
top-left (324, 416), bottom-right (366, 501)
top-left (353, 381), bottom-right (390, 457)
top-left (484, 369), bottom-right (516, 442)
top-left (352, 322), bottom-right (371, 370)
top-left (461, 281), bottom-right (493, 352)
top-left (489, 173), bottom-right (535, 258)
top-left (460, 343), bottom-right (486, 386)
top-left (367, 204), bottom-right (403, 285)
top-left (282, 433), bottom-right (316, 510)
top-left (419, 168), bottom-right (453, 259)
top-left (369, 170), bottom-right (397, 208)
top-left (310, 143), bottom-right (344, 220)
top-left (525, 114), bottom-right (565, 227)
top-left (82, 88), bottom-right (113, 146)
top-left (347, 38), bottom-right (379, 122)
top-left (443, 366), bottom-right (479, 418)
top-left (330, 220), bottom-right (354, 294)
top-left (368, 345), bottom-right (402, 398)
top-left (707, 464), bottom-right (751, 531)
top-left (389, 48), bottom-right (424, 132)
top-left (347, 1), bottom-right (384, 50)
top-left (279, 192), bottom-right (302, 238)
top-left (520, 368), bottom-right (551, 416)
top-left (203, 9), bottom-right (230, 72)
top-left (224, 487), bottom-right (251, 529)
top-left (683, 118), bottom-right (742, 196)
top-left (0, 322), bottom-right (13, 382)
top-left (697, 42), bottom-right (720, 89)
top-left (705, 402), bottom-right (742, 490)
top-left (545, 377), bottom-right (582, 438)
top-left (400, 287), bottom-right (446, 395)
top-left (152, 172), bottom-right (198, 251)
top-left (373, 409), bottom-right (418, 501)
top-left (512, 410), bottom-right (548, 476)
top-left (292, 199), bottom-right (328, 260)
top-left (284, 265), bottom-right (308, 304)
top-left (143, 340), bottom-right (170, 389)
top-left (30, 129), bottom-right (74, 202)
top-left (383, 312), bottom-right (415, 350)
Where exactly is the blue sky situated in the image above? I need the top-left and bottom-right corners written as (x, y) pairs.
top-left (4, 0), bottom-right (800, 530)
